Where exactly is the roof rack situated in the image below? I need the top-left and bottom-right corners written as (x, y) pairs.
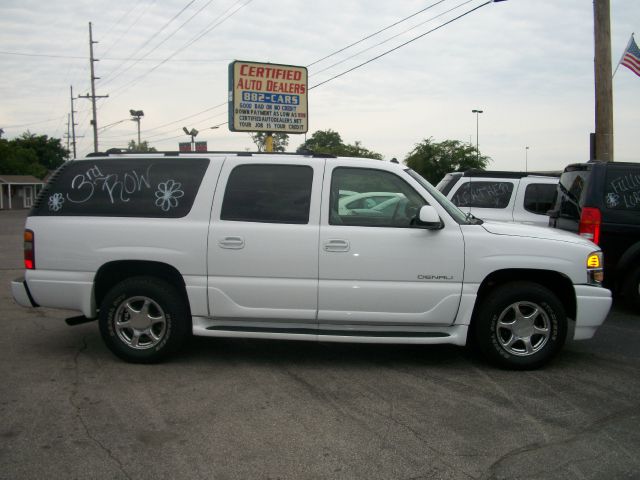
top-left (457, 169), bottom-right (561, 178)
top-left (85, 149), bottom-right (337, 159)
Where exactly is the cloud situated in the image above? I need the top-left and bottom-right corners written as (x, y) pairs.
top-left (0, 0), bottom-right (638, 170)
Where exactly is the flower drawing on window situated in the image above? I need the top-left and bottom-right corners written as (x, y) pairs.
top-left (155, 180), bottom-right (184, 212)
top-left (48, 193), bottom-right (65, 212)
top-left (605, 192), bottom-right (620, 209)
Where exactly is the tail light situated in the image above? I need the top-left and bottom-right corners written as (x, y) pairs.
top-left (24, 230), bottom-right (35, 269)
top-left (579, 207), bottom-right (601, 245)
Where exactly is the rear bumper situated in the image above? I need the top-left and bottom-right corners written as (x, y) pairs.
top-left (11, 277), bottom-right (38, 308)
top-left (573, 285), bottom-right (612, 340)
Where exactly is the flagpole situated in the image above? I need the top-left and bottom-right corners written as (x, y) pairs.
top-left (613, 33), bottom-right (634, 78)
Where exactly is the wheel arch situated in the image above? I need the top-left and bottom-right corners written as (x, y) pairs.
top-left (472, 269), bottom-right (576, 322)
top-left (94, 260), bottom-right (189, 313)
top-left (615, 240), bottom-right (640, 288)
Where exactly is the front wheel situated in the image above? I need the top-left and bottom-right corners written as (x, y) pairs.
top-left (473, 282), bottom-right (567, 370)
top-left (99, 277), bottom-right (191, 363)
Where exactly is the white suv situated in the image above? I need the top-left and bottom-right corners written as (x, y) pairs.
top-left (436, 170), bottom-right (559, 226)
top-left (11, 153), bottom-right (610, 369)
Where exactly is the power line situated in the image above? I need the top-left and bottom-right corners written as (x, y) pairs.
top-left (310, 1), bottom-right (493, 90)
top-left (99, 0), bottom-right (157, 57)
top-left (108, 0), bottom-right (254, 97)
top-left (99, 0), bottom-right (144, 46)
top-left (310, 0), bottom-right (475, 78)
top-left (0, 50), bottom-right (229, 62)
top-left (83, 0), bottom-right (495, 151)
top-left (101, 0), bottom-right (200, 85)
top-left (307, 0), bottom-right (448, 68)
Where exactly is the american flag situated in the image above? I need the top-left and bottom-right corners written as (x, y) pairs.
top-left (621, 36), bottom-right (640, 78)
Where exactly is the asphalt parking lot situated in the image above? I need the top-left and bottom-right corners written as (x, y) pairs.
top-left (1, 208), bottom-right (639, 480)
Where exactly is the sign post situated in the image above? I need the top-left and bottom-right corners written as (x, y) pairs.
top-left (228, 61), bottom-right (308, 139)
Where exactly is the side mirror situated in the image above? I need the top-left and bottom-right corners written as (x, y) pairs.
top-left (414, 205), bottom-right (444, 230)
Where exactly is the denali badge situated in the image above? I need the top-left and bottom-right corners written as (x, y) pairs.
top-left (417, 275), bottom-right (454, 280)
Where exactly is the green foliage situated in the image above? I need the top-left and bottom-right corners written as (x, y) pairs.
top-left (0, 132), bottom-right (66, 179)
top-left (296, 129), bottom-right (383, 160)
top-left (404, 138), bottom-right (490, 185)
top-left (251, 132), bottom-right (289, 152)
top-left (127, 140), bottom-right (157, 152)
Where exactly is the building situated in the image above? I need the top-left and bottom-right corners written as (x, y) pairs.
top-left (0, 175), bottom-right (45, 210)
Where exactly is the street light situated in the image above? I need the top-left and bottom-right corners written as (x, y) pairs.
top-left (472, 109), bottom-right (483, 161)
top-left (129, 109), bottom-right (144, 146)
top-left (525, 146), bottom-right (530, 172)
top-left (183, 126), bottom-right (199, 151)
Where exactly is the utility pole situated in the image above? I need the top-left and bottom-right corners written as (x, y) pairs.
top-left (593, 0), bottom-right (614, 161)
top-left (79, 22), bottom-right (108, 153)
top-left (65, 114), bottom-right (71, 154)
top-left (69, 86), bottom-right (78, 158)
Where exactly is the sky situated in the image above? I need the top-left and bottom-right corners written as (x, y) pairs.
top-left (1, 0), bottom-right (638, 173)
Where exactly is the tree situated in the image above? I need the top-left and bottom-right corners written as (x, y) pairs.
top-left (0, 132), bottom-right (67, 178)
top-left (127, 140), bottom-right (157, 152)
top-left (12, 132), bottom-right (68, 170)
top-left (0, 139), bottom-right (48, 178)
top-left (296, 129), bottom-right (383, 159)
top-left (404, 138), bottom-right (490, 185)
top-left (250, 132), bottom-right (289, 152)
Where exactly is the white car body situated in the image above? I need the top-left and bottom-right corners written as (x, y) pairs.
top-left (11, 153), bottom-right (611, 366)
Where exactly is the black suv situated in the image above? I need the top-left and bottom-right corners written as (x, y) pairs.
top-left (548, 161), bottom-right (640, 309)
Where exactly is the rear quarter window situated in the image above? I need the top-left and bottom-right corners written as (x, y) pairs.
top-left (603, 167), bottom-right (640, 211)
top-left (451, 181), bottom-right (514, 208)
top-left (524, 183), bottom-right (557, 215)
top-left (32, 158), bottom-right (209, 218)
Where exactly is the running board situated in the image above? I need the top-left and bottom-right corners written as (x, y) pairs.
top-left (205, 325), bottom-right (449, 338)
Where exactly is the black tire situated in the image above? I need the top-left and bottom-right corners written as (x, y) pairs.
top-left (472, 282), bottom-right (567, 370)
top-left (98, 276), bottom-right (191, 363)
top-left (623, 266), bottom-right (640, 312)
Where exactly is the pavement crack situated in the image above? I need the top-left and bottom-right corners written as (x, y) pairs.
top-left (69, 335), bottom-right (132, 480)
top-left (481, 405), bottom-right (640, 479)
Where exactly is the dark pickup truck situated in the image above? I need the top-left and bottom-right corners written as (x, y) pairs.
top-left (548, 161), bottom-right (640, 309)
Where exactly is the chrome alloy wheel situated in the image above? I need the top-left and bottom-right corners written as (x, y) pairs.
top-left (496, 301), bottom-right (551, 356)
top-left (114, 296), bottom-right (167, 350)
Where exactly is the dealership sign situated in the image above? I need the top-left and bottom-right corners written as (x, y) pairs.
top-left (228, 60), bottom-right (308, 134)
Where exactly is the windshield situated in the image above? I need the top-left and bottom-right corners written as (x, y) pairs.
top-left (406, 168), bottom-right (473, 224)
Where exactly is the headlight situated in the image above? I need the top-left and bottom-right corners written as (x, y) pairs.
top-left (587, 251), bottom-right (604, 285)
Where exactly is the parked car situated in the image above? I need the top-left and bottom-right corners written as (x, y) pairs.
top-left (436, 170), bottom-right (559, 226)
top-left (548, 160), bottom-right (640, 309)
top-left (11, 152), bottom-right (611, 369)
top-left (338, 191), bottom-right (404, 215)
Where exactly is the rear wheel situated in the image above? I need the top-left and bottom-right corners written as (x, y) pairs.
top-left (473, 282), bottom-right (567, 370)
top-left (99, 276), bottom-right (190, 363)
top-left (623, 266), bottom-right (640, 311)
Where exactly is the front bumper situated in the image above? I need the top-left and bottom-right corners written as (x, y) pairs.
top-left (11, 277), bottom-right (38, 308)
top-left (573, 285), bottom-right (612, 340)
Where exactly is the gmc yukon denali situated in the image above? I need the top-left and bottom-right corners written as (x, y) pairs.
top-left (11, 152), bottom-right (612, 369)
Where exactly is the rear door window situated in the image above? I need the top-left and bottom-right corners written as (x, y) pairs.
top-left (221, 164), bottom-right (313, 224)
top-left (451, 181), bottom-right (514, 208)
top-left (603, 167), bottom-right (640, 211)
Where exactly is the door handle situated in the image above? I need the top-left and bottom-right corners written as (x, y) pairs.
top-left (324, 239), bottom-right (350, 252)
top-left (218, 236), bottom-right (245, 249)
